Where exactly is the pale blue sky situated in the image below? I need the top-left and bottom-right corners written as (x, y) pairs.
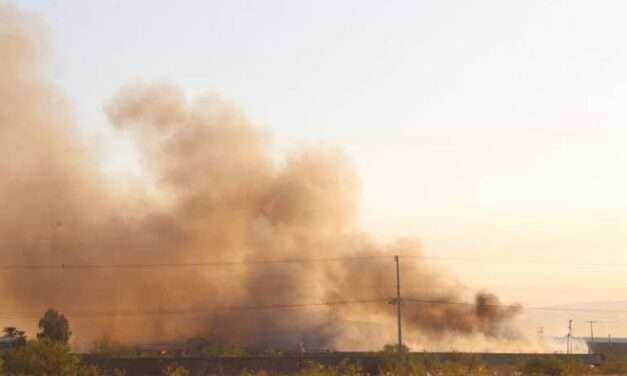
top-left (15, 0), bottom-right (627, 324)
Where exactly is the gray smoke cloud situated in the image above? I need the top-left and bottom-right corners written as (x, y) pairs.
top-left (0, 3), bottom-right (521, 350)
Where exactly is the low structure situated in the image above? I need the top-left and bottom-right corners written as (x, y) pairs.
top-left (0, 336), bottom-right (21, 351)
top-left (586, 337), bottom-right (627, 357)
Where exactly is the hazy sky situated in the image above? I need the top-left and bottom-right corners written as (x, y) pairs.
top-left (15, 0), bottom-right (627, 336)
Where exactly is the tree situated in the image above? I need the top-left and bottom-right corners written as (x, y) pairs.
top-left (3, 339), bottom-right (79, 376)
top-left (3, 326), bottom-right (27, 347)
top-left (37, 308), bottom-right (72, 343)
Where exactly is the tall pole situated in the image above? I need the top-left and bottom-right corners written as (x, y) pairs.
top-left (567, 320), bottom-right (573, 354)
top-left (587, 321), bottom-right (596, 355)
top-left (394, 255), bottom-right (403, 367)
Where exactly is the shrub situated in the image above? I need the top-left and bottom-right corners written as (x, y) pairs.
top-left (380, 343), bottom-right (412, 372)
top-left (519, 355), bottom-right (585, 376)
top-left (296, 359), bottom-right (364, 376)
top-left (598, 354), bottom-right (627, 374)
top-left (77, 364), bottom-right (106, 376)
top-left (3, 339), bottom-right (79, 376)
top-left (335, 358), bottom-right (363, 376)
top-left (261, 348), bottom-right (283, 357)
top-left (162, 365), bottom-right (191, 376)
top-left (520, 356), bottom-right (564, 375)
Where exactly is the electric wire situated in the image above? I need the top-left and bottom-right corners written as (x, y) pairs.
top-left (1, 254), bottom-right (626, 270)
top-left (0, 298), bottom-right (389, 320)
top-left (0, 254), bottom-right (393, 270)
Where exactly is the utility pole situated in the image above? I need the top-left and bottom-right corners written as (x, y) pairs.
top-left (394, 255), bottom-right (403, 367)
top-left (567, 320), bottom-right (573, 354)
top-left (586, 321), bottom-right (596, 355)
top-left (537, 327), bottom-right (544, 339)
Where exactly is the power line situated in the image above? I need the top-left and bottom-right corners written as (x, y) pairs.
top-left (0, 284), bottom-right (395, 293)
top-left (0, 254), bottom-right (393, 270)
top-left (0, 299), bottom-right (388, 320)
top-left (2, 254), bottom-right (626, 270)
top-left (404, 255), bottom-right (627, 267)
top-left (404, 298), bottom-right (627, 314)
top-left (2, 284), bottom-right (627, 294)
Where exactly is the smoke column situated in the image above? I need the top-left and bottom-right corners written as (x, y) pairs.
top-left (0, 3), bottom-right (522, 350)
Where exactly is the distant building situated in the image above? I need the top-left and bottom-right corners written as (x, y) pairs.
top-left (0, 336), bottom-right (21, 351)
top-left (586, 337), bottom-right (627, 356)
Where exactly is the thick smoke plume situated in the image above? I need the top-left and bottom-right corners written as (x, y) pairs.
top-left (0, 3), bottom-right (522, 350)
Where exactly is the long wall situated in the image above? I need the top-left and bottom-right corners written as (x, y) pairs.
top-left (81, 353), bottom-right (596, 376)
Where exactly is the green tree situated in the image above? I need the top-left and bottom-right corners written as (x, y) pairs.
top-left (3, 339), bottom-right (79, 376)
top-left (37, 308), bottom-right (72, 343)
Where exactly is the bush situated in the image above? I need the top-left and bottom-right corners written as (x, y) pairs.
top-left (598, 354), bottom-right (627, 374)
top-left (380, 343), bottom-right (412, 372)
top-left (520, 356), bottom-right (563, 375)
top-left (296, 359), bottom-right (363, 376)
top-left (3, 339), bottom-right (79, 376)
top-left (162, 365), bottom-right (191, 376)
top-left (519, 355), bottom-right (585, 376)
top-left (77, 364), bottom-right (106, 376)
top-left (260, 348), bottom-right (283, 357)
top-left (382, 345), bottom-right (448, 375)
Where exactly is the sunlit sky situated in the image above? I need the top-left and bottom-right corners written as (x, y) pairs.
top-left (17, 0), bottom-right (627, 337)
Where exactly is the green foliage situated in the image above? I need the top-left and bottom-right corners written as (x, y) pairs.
top-left (335, 359), bottom-right (364, 376)
top-left (380, 343), bottom-right (410, 371)
top-left (90, 337), bottom-right (135, 358)
top-left (260, 348), bottom-right (283, 357)
top-left (380, 344), bottom-right (437, 374)
top-left (240, 371), bottom-right (271, 376)
top-left (37, 308), bottom-right (72, 343)
top-left (443, 351), bottom-right (488, 375)
top-left (3, 339), bottom-right (79, 376)
top-left (162, 365), bottom-right (191, 376)
top-left (519, 355), bottom-right (586, 376)
top-left (296, 359), bottom-right (363, 376)
top-left (76, 364), bottom-right (106, 376)
top-left (598, 354), bottom-right (627, 374)
top-left (520, 356), bottom-right (563, 375)
top-left (379, 344), bottom-right (497, 376)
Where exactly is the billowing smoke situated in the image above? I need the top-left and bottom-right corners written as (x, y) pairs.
top-left (0, 3), bottom-right (521, 350)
